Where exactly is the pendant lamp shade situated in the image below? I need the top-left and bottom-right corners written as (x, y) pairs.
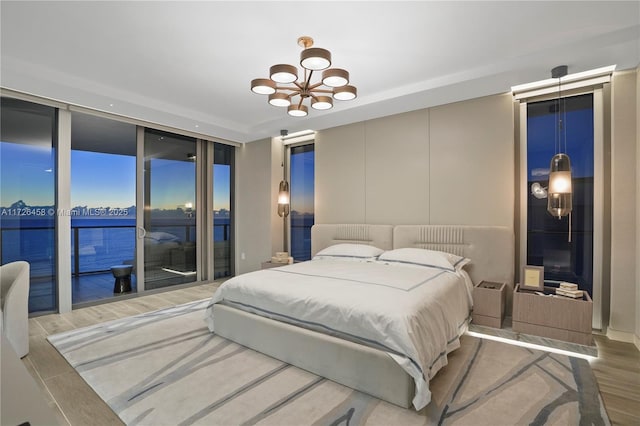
top-left (251, 78), bottom-right (276, 95)
top-left (270, 64), bottom-right (298, 83)
top-left (547, 153), bottom-right (573, 218)
top-left (333, 85), bottom-right (357, 101)
top-left (322, 68), bottom-right (349, 87)
top-left (268, 92), bottom-right (291, 107)
top-left (277, 180), bottom-right (290, 218)
top-left (300, 48), bottom-right (331, 71)
top-left (287, 104), bottom-right (308, 117)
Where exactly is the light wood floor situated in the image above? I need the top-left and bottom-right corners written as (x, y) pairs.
top-left (23, 282), bottom-right (640, 425)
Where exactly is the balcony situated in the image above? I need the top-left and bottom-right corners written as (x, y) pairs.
top-left (1, 222), bottom-right (232, 311)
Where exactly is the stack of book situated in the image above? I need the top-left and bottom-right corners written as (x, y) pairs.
top-left (555, 282), bottom-right (583, 299)
top-left (271, 251), bottom-right (294, 264)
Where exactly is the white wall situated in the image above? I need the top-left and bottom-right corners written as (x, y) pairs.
top-left (315, 93), bottom-right (514, 228)
top-left (608, 70), bottom-right (638, 340)
top-left (636, 66), bottom-right (640, 349)
top-left (270, 137), bottom-right (285, 256)
top-left (234, 138), bottom-right (273, 274)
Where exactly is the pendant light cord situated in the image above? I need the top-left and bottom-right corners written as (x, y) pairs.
top-left (556, 75), bottom-right (561, 155)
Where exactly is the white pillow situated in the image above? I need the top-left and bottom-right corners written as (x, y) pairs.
top-left (377, 248), bottom-right (470, 272)
top-left (313, 243), bottom-right (384, 261)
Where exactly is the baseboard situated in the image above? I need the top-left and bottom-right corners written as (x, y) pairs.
top-left (606, 327), bottom-right (638, 347)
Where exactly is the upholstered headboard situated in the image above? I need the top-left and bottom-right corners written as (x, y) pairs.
top-left (311, 224), bottom-right (393, 255)
top-left (393, 225), bottom-right (514, 288)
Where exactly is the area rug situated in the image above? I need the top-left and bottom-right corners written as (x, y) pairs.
top-left (48, 300), bottom-right (610, 425)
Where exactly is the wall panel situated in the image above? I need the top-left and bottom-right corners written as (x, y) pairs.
top-left (609, 71), bottom-right (637, 335)
top-left (315, 123), bottom-right (366, 224)
top-left (235, 138), bottom-right (272, 274)
top-left (364, 109), bottom-right (430, 224)
top-left (429, 94), bottom-right (514, 226)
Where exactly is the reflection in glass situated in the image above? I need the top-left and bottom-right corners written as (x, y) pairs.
top-left (144, 129), bottom-right (197, 289)
top-left (290, 144), bottom-right (314, 261)
top-left (0, 98), bottom-right (57, 313)
top-left (527, 94), bottom-right (594, 295)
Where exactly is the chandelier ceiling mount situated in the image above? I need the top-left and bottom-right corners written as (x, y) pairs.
top-left (251, 36), bottom-right (357, 117)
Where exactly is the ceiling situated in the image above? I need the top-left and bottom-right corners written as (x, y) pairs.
top-left (1, 1), bottom-right (638, 144)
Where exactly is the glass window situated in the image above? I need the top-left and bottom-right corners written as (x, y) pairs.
top-left (289, 144), bottom-right (314, 261)
top-left (70, 112), bottom-right (137, 304)
top-left (0, 97), bottom-right (57, 313)
top-left (527, 94), bottom-right (594, 295)
top-left (213, 143), bottom-right (234, 278)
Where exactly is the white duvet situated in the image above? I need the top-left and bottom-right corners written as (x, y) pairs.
top-left (204, 259), bottom-right (473, 410)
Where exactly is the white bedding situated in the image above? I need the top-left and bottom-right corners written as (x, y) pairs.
top-left (204, 259), bottom-right (473, 410)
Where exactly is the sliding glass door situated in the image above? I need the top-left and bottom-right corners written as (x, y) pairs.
top-left (2, 94), bottom-right (236, 313)
top-left (143, 129), bottom-right (197, 289)
top-left (0, 98), bottom-right (57, 313)
top-left (70, 112), bottom-right (137, 304)
top-left (213, 143), bottom-right (234, 278)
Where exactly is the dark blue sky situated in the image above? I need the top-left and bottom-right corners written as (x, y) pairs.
top-left (527, 96), bottom-right (594, 181)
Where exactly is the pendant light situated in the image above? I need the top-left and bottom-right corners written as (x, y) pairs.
top-left (547, 65), bottom-right (572, 219)
top-left (277, 129), bottom-right (290, 219)
top-left (277, 180), bottom-right (290, 218)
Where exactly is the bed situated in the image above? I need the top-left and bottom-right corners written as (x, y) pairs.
top-left (205, 224), bottom-right (513, 410)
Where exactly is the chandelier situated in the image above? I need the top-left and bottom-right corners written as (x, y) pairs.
top-left (250, 36), bottom-right (357, 117)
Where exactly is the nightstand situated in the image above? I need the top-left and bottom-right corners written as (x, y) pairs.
top-left (261, 261), bottom-right (288, 269)
top-left (512, 284), bottom-right (593, 345)
top-left (472, 281), bottom-right (506, 328)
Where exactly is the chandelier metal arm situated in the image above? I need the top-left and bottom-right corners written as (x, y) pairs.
top-left (303, 70), bottom-right (314, 91)
top-left (276, 86), bottom-right (301, 92)
top-left (306, 82), bottom-right (323, 90)
top-left (310, 88), bottom-right (333, 94)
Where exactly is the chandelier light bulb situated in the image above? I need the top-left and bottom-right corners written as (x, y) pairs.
top-left (287, 104), bottom-right (308, 117)
top-left (250, 78), bottom-right (276, 95)
top-left (268, 93), bottom-right (291, 107)
top-left (333, 85), bottom-right (357, 101)
top-left (322, 68), bottom-right (349, 87)
top-left (300, 47), bottom-right (331, 71)
top-left (311, 96), bottom-right (333, 110)
top-left (270, 64), bottom-right (298, 83)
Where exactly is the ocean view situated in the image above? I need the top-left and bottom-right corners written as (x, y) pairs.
top-left (1, 210), bottom-right (232, 276)
top-left (1, 209), bottom-right (313, 274)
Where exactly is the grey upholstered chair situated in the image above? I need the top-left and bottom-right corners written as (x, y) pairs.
top-left (1, 261), bottom-right (30, 358)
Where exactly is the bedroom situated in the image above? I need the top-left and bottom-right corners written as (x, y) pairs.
top-left (1, 1), bottom-right (639, 425)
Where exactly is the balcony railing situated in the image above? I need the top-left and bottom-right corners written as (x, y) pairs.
top-left (1, 222), bottom-right (232, 277)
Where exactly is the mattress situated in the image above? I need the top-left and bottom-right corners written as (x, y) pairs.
top-left (205, 258), bottom-right (473, 409)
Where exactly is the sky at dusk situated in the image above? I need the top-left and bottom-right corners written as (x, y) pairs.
top-left (1, 143), bottom-right (232, 211)
top-left (290, 147), bottom-right (314, 215)
top-left (0, 142), bottom-right (54, 206)
top-left (72, 151), bottom-right (135, 207)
